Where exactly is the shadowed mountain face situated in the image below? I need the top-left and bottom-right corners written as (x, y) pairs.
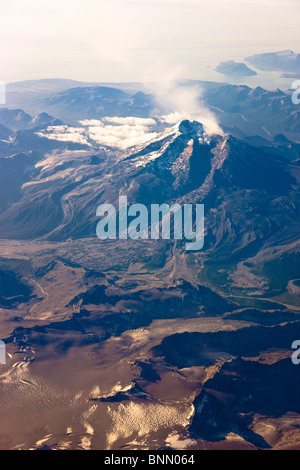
top-left (0, 80), bottom-right (300, 450)
top-left (154, 322), bottom-right (300, 368)
top-left (0, 270), bottom-right (34, 308)
top-left (189, 357), bottom-right (300, 448)
top-left (0, 151), bottom-right (41, 211)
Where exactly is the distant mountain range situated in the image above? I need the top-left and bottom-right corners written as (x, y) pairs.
top-left (246, 50), bottom-right (300, 73)
top-left (203, 83), bottom-right (300, 139)
top-left (43, 86), bottom-right (156, 122)
top-left (3, 78), bottom-right (300, 140)
top-left (0, 108), bottom-right (63, 131)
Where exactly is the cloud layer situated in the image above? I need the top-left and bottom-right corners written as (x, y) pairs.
top-left (37, 117), bottom-right (159, 149)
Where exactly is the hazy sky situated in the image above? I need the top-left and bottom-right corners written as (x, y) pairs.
top-left (1, 0), bottom-right (299, 83)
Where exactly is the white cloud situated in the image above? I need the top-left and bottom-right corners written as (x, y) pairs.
top-left (148, 68), bottom-right (223, 135)
top-left (161, 112), bottom-right (191, 125)
top-left (103, 117), bottom-right (156, 126)
top-left (87, 123), bottom-right (158, 149)
top-left (78, 119), bottom-right (102, 127)
top-left (37, 117), bottom-right (159, 150)
top-left (37, 126), bottom-right (91, 146)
